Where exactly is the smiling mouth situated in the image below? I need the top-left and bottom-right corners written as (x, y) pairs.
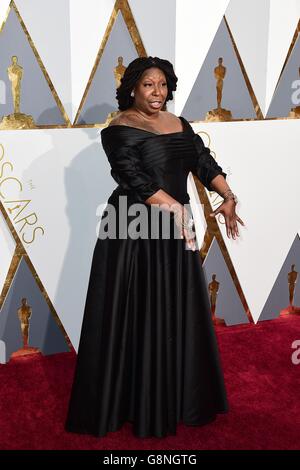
top-left (149, 101), bottom-right (162, 106)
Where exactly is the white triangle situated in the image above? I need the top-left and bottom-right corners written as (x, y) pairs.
top-left (175, 0), bottom-right (230, 115)
top-left (15, 0), bottom-right (115, 123)
top-left (0, 0), bottom-right (10, 32)
top-left (14, 0), bottom-right (73, 120)
top-left (70, 0), bottom-right (115, 123)
top-left (187, 172), bottom-right (207, 250)
top-left (225, 0), bottom-right (270, 116)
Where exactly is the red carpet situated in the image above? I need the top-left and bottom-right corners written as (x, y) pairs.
top-left (1, 314), bottom-right (300, 450)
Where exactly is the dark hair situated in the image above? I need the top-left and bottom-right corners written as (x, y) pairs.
top-left (116, 56), bottom-right (178, 111)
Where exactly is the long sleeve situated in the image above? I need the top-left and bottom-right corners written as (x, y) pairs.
top-left (107, 144), bottom-right (161, 203)
top-left (192, 133), bottom-right (227, 191)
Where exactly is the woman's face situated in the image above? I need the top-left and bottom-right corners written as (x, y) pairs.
top-left (132, 67), bottom-right (168, 114)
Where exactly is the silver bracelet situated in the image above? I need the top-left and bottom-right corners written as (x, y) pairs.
top-left (222, 189), bottom-right (238, 204)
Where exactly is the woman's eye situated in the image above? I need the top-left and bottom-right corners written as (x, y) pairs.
top-left (144, 83), bottom-right (167, 87)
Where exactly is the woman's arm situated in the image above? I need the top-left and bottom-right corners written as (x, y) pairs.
top-left (146, 189), bottom-right (197, 251)
top-left (190, 131), bottom-right (245, 240)
top-left (208, 174), bottom-right (245, 239)
top-left (209, 173), bottom-right (230, 196)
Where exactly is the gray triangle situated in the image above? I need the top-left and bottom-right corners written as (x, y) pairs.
top-left (0, 7), bottom-right (65, 125)
top-left (266, 33), bottom-right (300, 118)
top-left (0, 256), bottom-right (69, 364)
top-left (77, 11), bottom-right (138, 124)
top-left (258, 233), bottom-right (300, 321)
top-left (203, 237), bottom-right (249, 325)
top-left (182, 18), bottom-right (256, 121)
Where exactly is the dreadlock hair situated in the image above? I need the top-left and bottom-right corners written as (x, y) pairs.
top-left (116, 56), bottom-right (178, 111)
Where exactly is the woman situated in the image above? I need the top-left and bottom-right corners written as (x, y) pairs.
top-left (65, 56), bottom-right (244, 439)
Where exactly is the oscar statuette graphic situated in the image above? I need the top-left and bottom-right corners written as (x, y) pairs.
top-left (205, 57), bottom-right (232, 122)
top-left (0, 55), bottom-right (36, 130)
top-left (208, 274), bottom-right (225, 326)
top-left (288, 264), bottom-right (299, 313)
top-left (10, 298), bottom-right (40, 359)
top-left (114, 56), bottom-right (126, 89)
top-left (104, 56), bottom-right (127, 125)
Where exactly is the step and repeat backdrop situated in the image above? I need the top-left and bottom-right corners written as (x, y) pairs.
top-left (0, 0), bottom-right (300, 360)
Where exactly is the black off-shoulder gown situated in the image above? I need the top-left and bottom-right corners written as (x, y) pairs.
top-left (65, 115), bottom-right (229, 438)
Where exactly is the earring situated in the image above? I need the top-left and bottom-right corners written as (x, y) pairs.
top-left (130, 91), bottom-right (134, 97)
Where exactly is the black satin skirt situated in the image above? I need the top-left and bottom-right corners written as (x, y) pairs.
top-left (65, 194), bottom-right (229, 438)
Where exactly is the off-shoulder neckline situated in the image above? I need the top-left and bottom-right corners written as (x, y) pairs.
top-left (101, 115), bottom-right (188, 136)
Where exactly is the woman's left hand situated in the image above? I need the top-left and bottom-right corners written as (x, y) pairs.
top-left (209, 199), bottom-right (245, 239)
